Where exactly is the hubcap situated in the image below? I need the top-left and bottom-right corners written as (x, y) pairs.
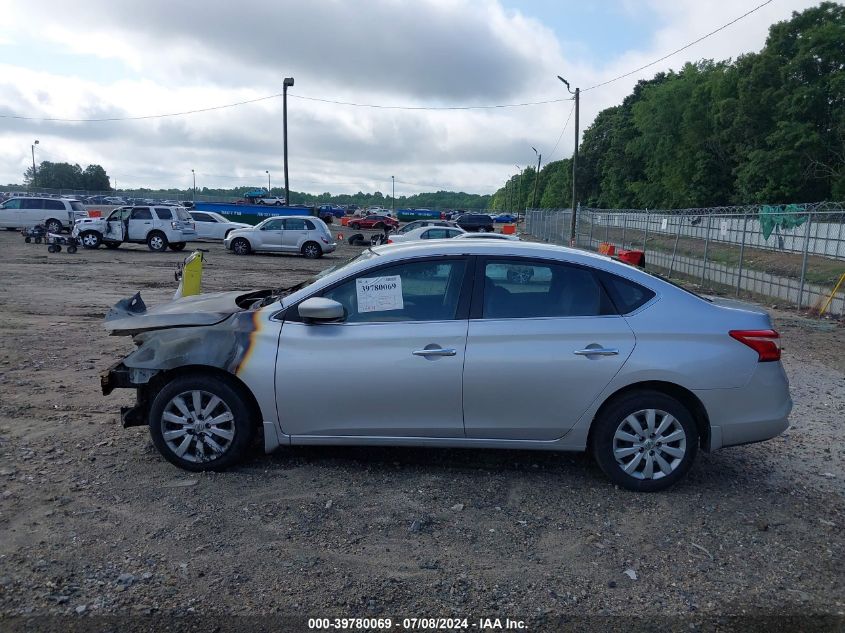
top-left (160, 390), bottom-right (236, 463)
top-left (151, 236), bottom-right (163, 249)
top-left (612, 409), bottom-right (686, 480)
top-left (83, 234), bottom-right (97, 246)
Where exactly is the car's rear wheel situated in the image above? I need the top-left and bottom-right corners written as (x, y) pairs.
top-left (231, 238), bottom-right (251, 255)
top-left (80, 231), bottom-right (101, 249)
top-left (591, 390), bottom-right (698, 492)
top-left (147, 231), bottom-right (168, 252)
top-left (350, 222), bottom-right (360, 230)
top-left (148, 374), bottom-right (256, 471)
top-left (301, 241), bottom-right (322, 259)
top-left (374, 222), bottom-right (385, 230)
top-left (45, 219), bottom-right (63, 234)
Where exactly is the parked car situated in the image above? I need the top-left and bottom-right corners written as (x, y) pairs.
top-left (72, 205), bottom-right (197, 251)
top-left (453, 232), bottom-right (519, 241)
top-left (255, 196), bottom-right (287, 206)
top-left (347, 215), bottom-right (399, 231)
top-left (455, 213), bottom-right (495, 232)
top-left (387, 225), bottom-right (465, 243)
top-left (100, 240), bottom-right (791, 491)
top-left (394, 220), bottom-right (455, 235)
top-left (223, 215), bottom-right (335, 258)
top-left (189, 211), bottom-right (251, 240)
top-left (0, 196), bottom-right (88, 233)
top-left (494, 214), bottom-right (517, 223)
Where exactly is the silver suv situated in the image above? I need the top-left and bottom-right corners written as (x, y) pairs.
top-left (72, 205), bottom-right (197, 251)
top-left (223, 215), bottom-right (336, 258)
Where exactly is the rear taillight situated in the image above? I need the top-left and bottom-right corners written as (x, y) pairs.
top-left (387, 238), bottom-right (393, 244)
top-left (729, 329), bottom-right (781, 362)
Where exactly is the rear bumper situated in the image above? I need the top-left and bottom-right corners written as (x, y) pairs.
top-left (695, 362), bottom-right (792, 451)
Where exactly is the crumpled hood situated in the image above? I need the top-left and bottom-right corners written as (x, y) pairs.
top-left (104, 290), bottom-right (253, 334)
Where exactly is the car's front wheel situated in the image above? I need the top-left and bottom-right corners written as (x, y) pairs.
top-left (80, 231), bottom-right (101, 249)
top-left (148, 374), bottom-right (256, 471)
top-left (231, 238), bottom-right (251, 255)
top-left (591, 390), bottom-right (698, 492)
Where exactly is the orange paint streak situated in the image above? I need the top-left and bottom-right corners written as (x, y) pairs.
top-left (236, 310), bottom-right (263, 377)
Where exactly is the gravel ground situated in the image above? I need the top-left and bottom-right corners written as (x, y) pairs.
top-left (0, 230), bottom-right (843, 632)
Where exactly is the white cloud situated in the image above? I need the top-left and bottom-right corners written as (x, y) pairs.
top-left (0, 0), bottom-right (823, 195)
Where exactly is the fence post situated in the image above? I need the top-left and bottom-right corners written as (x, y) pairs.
top-left (797, 213), bottom-right (813, 311)
top-left (574, 208), bottom-right (580, 247)
top-left (588, 211), bottom-right (595, 249)
top-left (701, 215), bottom-right (712, 284)
top-left (621, 214), bottom-right (628, 251)
top-left (668, 215), bottom-right (682, 278)
top-left (605, 216), bottom-right (610, 244)
top-left (736, 212), bottom-right (750, 297)
top-left (642, 213), bottom-right (649, 252)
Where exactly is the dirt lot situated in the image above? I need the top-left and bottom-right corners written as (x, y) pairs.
top-left (0, 230), bottom-right (843, 631)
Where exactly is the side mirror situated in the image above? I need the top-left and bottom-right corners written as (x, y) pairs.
top-left (297, 297), bottom-right (345, 323)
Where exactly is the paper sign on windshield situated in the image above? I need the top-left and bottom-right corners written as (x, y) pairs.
top-left (356, 275), bottom-right (403, 313)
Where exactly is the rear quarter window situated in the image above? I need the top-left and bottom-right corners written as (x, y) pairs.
top-left (599, 272), bottom-right (656, 314)
top-left (155, 208), bottom-right (173, 220)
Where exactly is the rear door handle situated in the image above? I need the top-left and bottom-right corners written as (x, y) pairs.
top-left (412, 348), bottom-right (457, 357)
top-left (574, 348), bottom-right (619, 356)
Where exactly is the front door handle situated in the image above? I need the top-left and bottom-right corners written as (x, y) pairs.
top-left (574, 348), bottom-right (619, 356)
top-left (412, 348), bottom-right (457, 357)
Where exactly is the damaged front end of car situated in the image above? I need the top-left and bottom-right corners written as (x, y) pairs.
top-left (100, 289), bottom-right (276, 428)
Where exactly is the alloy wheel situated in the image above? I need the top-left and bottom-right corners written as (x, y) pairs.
top-left (160, 390), bottom-right (236, 464)
top-left (612, 409), bottom-right (687, 480)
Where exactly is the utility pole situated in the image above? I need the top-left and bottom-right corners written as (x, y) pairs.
top-left (514, 165), bottom-right (522, 219)
top-left (266, 170), bottom-right (271, 193)
top-left (531, 147), bottom-right (542, 209)
top-left (191, 169), bottom-right (196, 202)
top-left (31, 139), bottom-right (39, 188)
top-left (391, 175), bottom-right (395, 213)
top-left (558, 76), bottom-right (580, 244)
top-left (283, 77), bottom-right (295, 205)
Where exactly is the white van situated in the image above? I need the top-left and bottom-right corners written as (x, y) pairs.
top-left (0, 196), bottom-right (88, 233)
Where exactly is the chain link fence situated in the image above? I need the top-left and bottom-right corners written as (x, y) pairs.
top-left (524, 202), bottom-right (845, 318)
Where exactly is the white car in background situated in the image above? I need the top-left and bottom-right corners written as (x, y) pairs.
top-left (0, 196), bottom-right (88, 233)
top-left (453, 231), bottom-right (519, 241)
top-left (189, 211), bottom-right (251, 240)
top-left (387, 225), bottom-right (465, 243)
top-left (224, 215), bottom-right (336, 259)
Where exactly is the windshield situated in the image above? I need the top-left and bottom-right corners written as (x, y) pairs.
top-left (258, 249), bottom-right (380, 307)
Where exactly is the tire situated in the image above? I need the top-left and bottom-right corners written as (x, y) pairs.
top-left (591, 390), bottom-right (698, 492)
top-left (35, 237), bottom-right (42, 244)
top-left (67, 245), bottom-right (78, 254)
top-left (147, 231), bottom-right (168, 252)
top-left (374, 222), bottom-right (385, 230)
top-left (148, 373), bottom-right (256, 472)
top-left (24, 237), bottom-right (31, 243)
top-left (45, 219), bottom-right (63, 234)
top-left (274, 201), bottom-right (283, 206)
top-left (80, 231), bottom-right (102, 249)
top-left (104, 242), bottom-right (120, 249)
top-left (231, 238), bottom-right (251, 255)
top-left (301, 241), bottom-right (322, 259)
top-left (54, 244), bottom-right (62, 253)
top-left (47, 244), bottom-right (56, 253)
top-left (323, 216), bottom-right (333, 224)
top-left (168, 242), bottom-right (186, 251)
top-left (350, 222), bottom-right (360, 230)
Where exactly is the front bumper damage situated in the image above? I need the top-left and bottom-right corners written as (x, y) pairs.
top-left (101, 361), bottom-right (154, 428)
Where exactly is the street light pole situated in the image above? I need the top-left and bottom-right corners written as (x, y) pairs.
top-left (283, 76), bottom-right (295, 206)
top-left (191, 169), bottom-right (196, 202)
top-left (514, 165), bottom-right (522, 219)
top-left (266, 170), bottom-right (271, 193)
top-left (558, 76), bottom-right (580, 244)
top-left (391, 175), bottom-right (395, 213)
top-left (531, 146), bottom-right (542, 210)
top-left (31, 139), bottom-right (39, 188)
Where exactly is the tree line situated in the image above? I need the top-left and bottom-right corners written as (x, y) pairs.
top-left (490, 2), bottom-right (844, 211)
top-left (23, 162), bottom-right (112, 192)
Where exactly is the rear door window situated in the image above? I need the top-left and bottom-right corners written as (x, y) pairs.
top-left (284, 218), bottom-right (308, 230)
top-left (21, 199), bottom-right (44, 210)
top-left (192, 212), bottom-right (212, 222)
top-left (44, 199), bottom-right (65, 210)
top-left (130, 208), bottom-right (153, 220)
top-left (480, 259), bottom-right (616, 319)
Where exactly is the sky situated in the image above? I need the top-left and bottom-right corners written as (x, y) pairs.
top-left (0, 0), bottom-right (822, 196)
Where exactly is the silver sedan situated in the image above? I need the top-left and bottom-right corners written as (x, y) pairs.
top-left (101, 241), bottom-right (791, 491)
